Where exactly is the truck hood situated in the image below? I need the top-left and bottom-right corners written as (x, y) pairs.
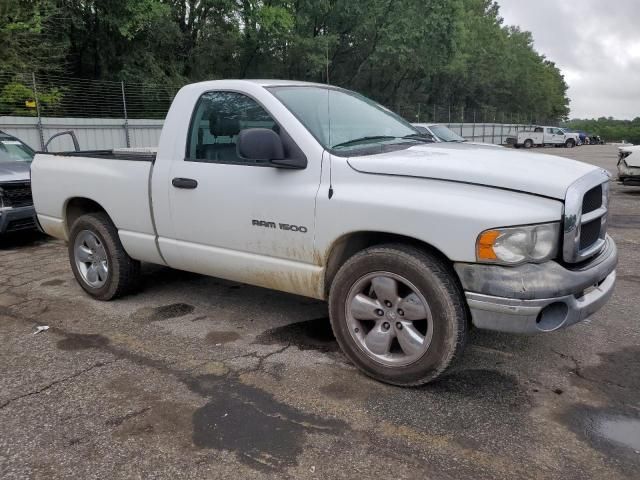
top-left (0, 161), bottom-right (31, 183)
top-left (347, 143), bottom-right (597, 199)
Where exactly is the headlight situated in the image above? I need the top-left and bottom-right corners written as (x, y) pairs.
top-left (476, 223), bottom-right (560, 265)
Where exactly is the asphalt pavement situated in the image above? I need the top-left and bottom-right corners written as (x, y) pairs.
top-left (0, 144), bottom-right (638, 479)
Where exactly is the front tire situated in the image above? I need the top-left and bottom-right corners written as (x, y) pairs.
top-left (329, 244), bottom-right (468, 386)
top-left (565, 139), bottom-right (576, 148)
top-left (68, 212), bottom-right (141, 300)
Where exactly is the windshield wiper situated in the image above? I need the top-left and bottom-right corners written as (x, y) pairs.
top-left (402, 134), bottom-right (435, 143)
top-left (331, 136), bottom-right (397, 149)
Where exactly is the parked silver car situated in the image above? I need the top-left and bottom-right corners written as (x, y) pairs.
top-left (0, 131), bottom-right (38, 235)
top-left (412, 123), bottom-right (503, 147)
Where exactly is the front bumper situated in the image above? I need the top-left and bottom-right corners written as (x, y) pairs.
top-left (0, 205), bottom-right (38, 234)
top-left (454, 235), bottom-right (617, 334)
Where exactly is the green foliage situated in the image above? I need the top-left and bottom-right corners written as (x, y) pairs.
top-left (0, 0), bottom-right (68, 75)
top-left (564, 118), bottom-right (640, 144)
top-left (0, 0), bottom-right (572, 122)
top-left (0, 81), bottom-right (63, 115)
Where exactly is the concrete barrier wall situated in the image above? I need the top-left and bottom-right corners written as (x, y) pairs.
top-left (1, 116), bottom-right (536, 150)
top-left (0, 116), bottom-right (164, 151)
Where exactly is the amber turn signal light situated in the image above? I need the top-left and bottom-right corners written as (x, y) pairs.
top-left (476, 230), bottom-right (500, 260)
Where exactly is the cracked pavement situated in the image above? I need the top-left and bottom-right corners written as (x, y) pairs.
top-left (1, 145), bottom-right (639, 479)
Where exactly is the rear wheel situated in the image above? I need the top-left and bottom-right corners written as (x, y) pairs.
top-left (524, 139), bottom-right (533, 148)
top-left (68, 212), bottom-right (141, 300)
top-left (329, 244), bottom-right (468, 386)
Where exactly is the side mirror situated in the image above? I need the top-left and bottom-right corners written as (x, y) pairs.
top-left (237, 128), bottom-right (307, 169)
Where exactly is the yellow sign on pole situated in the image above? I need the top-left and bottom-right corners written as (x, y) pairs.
top-left (25, 100), bottom-right (36, 108)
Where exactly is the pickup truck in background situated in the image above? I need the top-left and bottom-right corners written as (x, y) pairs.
top-left (514, 126), bottom-right (580, 149)
top-left (0, 131), bottom-right (38, 235)
top-left (31, 80), bottom-right (617, 386)
top-left (618, 145), bottom-right (640, 186)
top-left (412, 123), bottom-right (503, 147)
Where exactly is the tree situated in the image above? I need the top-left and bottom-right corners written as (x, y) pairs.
top-left (0, 0), bottom-right (573, 122)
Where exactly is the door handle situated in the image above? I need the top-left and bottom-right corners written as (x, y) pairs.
top-left (172, 177), bottom-right (198, 189)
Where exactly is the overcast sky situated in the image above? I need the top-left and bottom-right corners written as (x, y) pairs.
top-left (496, 0), bottom-right (640, 119)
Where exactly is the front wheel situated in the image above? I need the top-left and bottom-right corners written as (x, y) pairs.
top-left (329, 244), bottom-right (468, 386)
top-left (68, 212), bottom-right (141, 300)
top-left (565, 139), bottom-right (576, 148)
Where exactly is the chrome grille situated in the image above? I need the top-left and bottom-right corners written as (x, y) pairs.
top-left (562, 169), bottom-right (610, 263)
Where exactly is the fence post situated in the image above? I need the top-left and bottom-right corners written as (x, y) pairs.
top-left (482, 108), bottom-right (486, 142)
top-left (472, 110), bottom-right (476, 141)
top-left (121, 81), bottom-right (131, 148)
top-left (433, 104), bottom-right (436, 123)
top-left (31, 73), bottom-right (45, 150)
top-left (448, 104), bottom-right (451, 126)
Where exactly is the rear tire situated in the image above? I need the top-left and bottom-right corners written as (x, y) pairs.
top-left (328, 244), bottom-right (468, 386)
top-left (524, 139), bottom-right (533, 148)
top-left (68, 212), bottom-right (141, 300)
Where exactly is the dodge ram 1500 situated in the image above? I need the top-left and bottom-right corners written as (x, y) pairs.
top-left (31, 80), bottom-right (617, 386)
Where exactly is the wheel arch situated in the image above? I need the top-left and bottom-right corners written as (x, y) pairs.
top-left (323, 231), bottom-right (454, 297)
top-left (64, 197), bottom-right (111, 238)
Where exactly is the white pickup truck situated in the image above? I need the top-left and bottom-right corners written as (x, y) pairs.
top-left (514, 126), bottom-right (580, 149)
top-left (31, 80), bottom-right (617, 386)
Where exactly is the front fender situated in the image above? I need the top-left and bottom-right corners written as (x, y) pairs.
top-left (315, 159), bottom-right (564, 263)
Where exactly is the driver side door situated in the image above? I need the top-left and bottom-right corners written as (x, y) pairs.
top-left (158, 90), bottom-right (324, 297)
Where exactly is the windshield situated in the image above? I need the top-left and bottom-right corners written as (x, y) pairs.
top-left (0, 138), bottom-right (35, 163)
top-left (269, 86), bottom-right (421, 152)
top-left (429, 125), bottom-right (466, 142)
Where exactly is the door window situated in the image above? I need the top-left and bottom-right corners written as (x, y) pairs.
top-left (186, 91), bottom-right (277, 164)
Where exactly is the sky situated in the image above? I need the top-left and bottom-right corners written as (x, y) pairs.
top-left (495, 0), bottom-right (640, 120)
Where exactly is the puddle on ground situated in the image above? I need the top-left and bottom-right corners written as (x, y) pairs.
top-left (253, 317), bottom-right (338, 352)
top-left (41, 279), bottom-right (65, 286)
top-left (599, 417), bottom-right (640, 451)
top-left (562, 405), bottom-right (640, 475)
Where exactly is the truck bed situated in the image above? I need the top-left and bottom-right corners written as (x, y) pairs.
top-left (31, 150), bottom-right (158, 263)
top-left (43, 148), bottom-right (157, 163)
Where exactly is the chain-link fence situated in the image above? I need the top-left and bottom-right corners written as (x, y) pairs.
top-left (0, 72), bottom-right (180, 118)
top-left (0, 72), bottom-right (558, 150)
top-left (395, 103), bottom-right (559, 128)
top-left (0, 72), bottom-right (180, 149)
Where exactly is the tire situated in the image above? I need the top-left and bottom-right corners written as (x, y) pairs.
top-left (68, 212), bottom-right (141, 300)
top-left (524, 139), bottom-right (533, 148)
top-left (513, 144), bottom-right (521, 149)
top-left (328, 244), bottom-right (468, 386)
top-left (565, 139), bottom-right (575, 148)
